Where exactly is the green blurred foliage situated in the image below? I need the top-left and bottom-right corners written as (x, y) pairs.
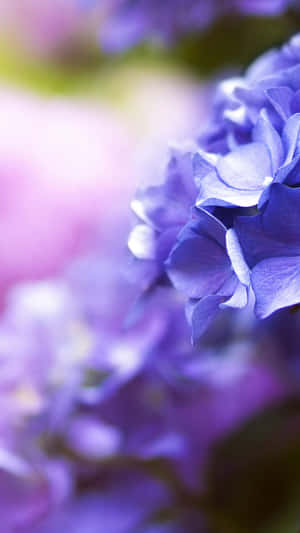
top-left (164, 13), bottom-right (300, 76)
top-left (204, 397), bottom-right (300, 533)
top-left (0, 38), bottom-right (102, 96)
top-left (0, 11), bottom-right (299, 97)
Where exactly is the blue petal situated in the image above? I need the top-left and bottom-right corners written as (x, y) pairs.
top-left (253, 256), bottom-right (300, 318)
top-left (192, 207), bottom-right (227, 248)
top-left (261, 184), bottom-right (300, 242)
top-left (197, 168), bottom-right (262, 208)
top-left (226, 228), bottom-right (250, 286)
top-left (291, 89), bottom-right (300, 114)
top-left (186, 295), bottom-right (224, 345)
top-left (235, 184), bottom-right (300, 267)
top-left (220, 281), bottom-right (248, 309)
top-left (131, 186), bottom-right (189, 231)
top-left (281, 112), bottom-right (300, 164)
top-left (128, 225), bottom-right (157, 260)
top-left (217, 142), bottom-right (272, 191)
top-left (193, 150), bottom-right (217, 185)
top-left (252, 111), bottom-right (284, 173)
top-left (265, 86), bottom-right (294, 120)
top-left (166, 233), bottom-right (230, 299)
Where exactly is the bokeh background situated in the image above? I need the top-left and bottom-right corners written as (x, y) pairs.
top-left (1, 2), bottom-right (300, 533)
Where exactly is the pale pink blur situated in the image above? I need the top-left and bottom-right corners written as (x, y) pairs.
top-left (0, 87), bottom-right (133, 299)
top-left (0, 0), bottom-right (100, 58)
top-left (0, 71), bottom-right (208, 301)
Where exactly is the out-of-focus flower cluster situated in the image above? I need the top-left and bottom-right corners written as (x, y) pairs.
top-left (0, 65), bottom-right (294, 533)
top-left (0, 186), bottom-right (289, 533)
top-left (94, 0), bottom-right (295, 52)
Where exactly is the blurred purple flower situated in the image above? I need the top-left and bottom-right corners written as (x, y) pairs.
top-left (97, 0), bottom-right (294, 52)
top-left (32, 475), bottom-right (173, 533)
top-left (0, 456), bottom-right (71, 532)
top-left (0, 176), bottom-right (288, 531)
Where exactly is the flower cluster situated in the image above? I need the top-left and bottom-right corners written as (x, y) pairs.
top-left (0, 196), bottom-right (289, 531)
top-left (96, 0), bottom-right (295, 52)
top-left (129, 33), bottom-right (300, 343)
top-left (3, 4), bottom-right (300, 530)
top-left (0, 74), bottom-right (227, 531)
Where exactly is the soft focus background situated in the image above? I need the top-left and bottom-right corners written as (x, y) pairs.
top-left (1, 2), bottom-right (300, 533)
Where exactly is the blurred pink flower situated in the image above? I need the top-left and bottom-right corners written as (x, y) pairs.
top-left (0, 87), bottom-right (133, 300)
top-left (0, 71), bottom-right (208, 302)
top-left (0, 0), bottom-right (100, 58)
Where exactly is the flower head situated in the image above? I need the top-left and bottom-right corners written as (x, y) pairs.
top-left (129, 33), bottom-right (300, 341)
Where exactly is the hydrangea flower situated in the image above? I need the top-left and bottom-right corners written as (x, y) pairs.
top-left (196, 110), bottom-right (300, 208)
top-left (234, 184), bottom-right (300, 318)
top-left (202, 33), bottom-right (300, 153)
top-left (129, 142), bottom-right (250, 341)
top-left (12, 265), bottom-right (285, 531)
top-left (165, 208), bottom-right (249, 343)
top-left (129, 33), bottom-right (300, 341)
top-left (30, 351), bottom-right (285, 533)
top-left (196, 33), bottom-right (300, 320)
top-left (96, 0), bottom-right (294, 52)
top-left (0, 181), bottom-right (288, 532)
top-left (128, 144), bottom-right (197, 291)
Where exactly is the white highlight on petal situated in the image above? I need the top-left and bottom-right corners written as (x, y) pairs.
top-left (128, 224), bottom-right (156, 260)
top-left (0, 447), bottom-right (32, 478)
top-left (226, 228), bottom-right (250, 286)
top-left (263, 175), bottom-right (273, 187)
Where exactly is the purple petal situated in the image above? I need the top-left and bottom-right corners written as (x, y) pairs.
top-left (193, 151), bottom-right (218, 185)
top-left (166, 233), bottom-right (230, 299)
top-left (265, 86), bottom-right (294, 120)
top-left (197, 168), bottom-right (261, 208)
top-left (261, 184), bottom-right (300, 242)
top-left (252, 111), bottom-right (284, 173)
top-left (281, 112), bottom-right (300, 164)
top-left (220, 281), bottom-right (248, 309)
top-left (67, 417), bottom-right (121, 459)
top-left (217, 142), bottom-right (272, 191)
top-left (186, 295), bottom-right (224, 345)
top-left (131, 187), bottom-right (187, 231)
top-left (291, 89), bottom-right (300, 114)
top-left (226, 228), bottom-right (250, 286)
top-left (253, 256), bottom-right (300, 318)
top-left (235, 185), bottom-right (300, 267)
top-left (128, 225), bottom-right (157, 260)
top-left (192, 207), bottom-right (227, 248)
